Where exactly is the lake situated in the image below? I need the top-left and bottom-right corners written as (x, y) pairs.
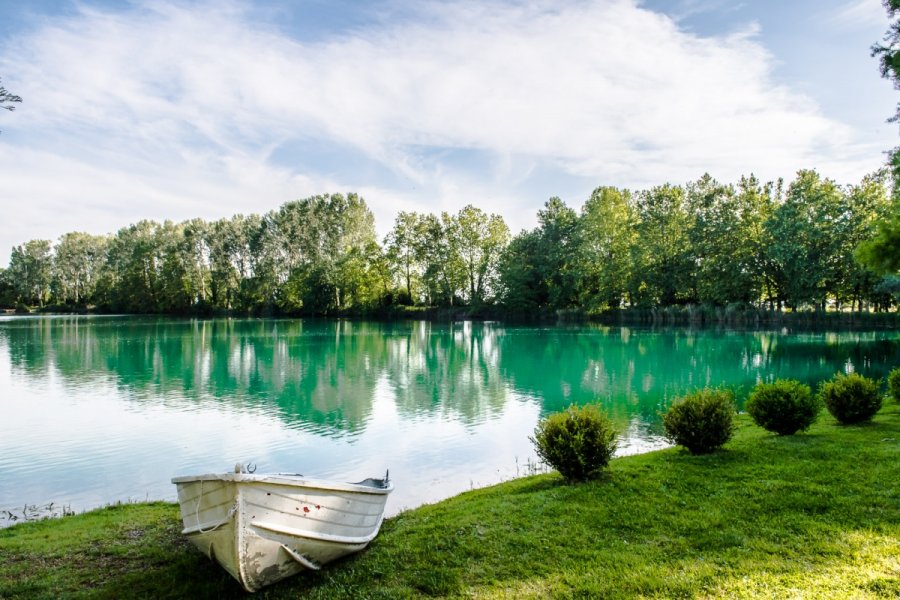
top-left (1, 316), bottom-right (898, 524)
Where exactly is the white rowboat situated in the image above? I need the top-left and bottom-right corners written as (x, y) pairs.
top-left (172, 466), bottom-right (392, 592)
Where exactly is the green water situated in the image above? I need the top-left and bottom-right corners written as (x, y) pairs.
top-left (1, 316), bottom-right (897, 522)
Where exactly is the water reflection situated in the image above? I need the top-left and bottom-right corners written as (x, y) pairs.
top-left (3, 317), bottom-right (899, 436)
top-left (1, 316), bottom-right (898, 522)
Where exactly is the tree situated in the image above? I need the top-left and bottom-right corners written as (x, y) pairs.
top-left (737, 175), bottom-right (781, 308)
top-left (384, 212), bottom-right (422, 304)
top-left (157, 219), bottom-right (211, 313)
top-left (452, 205), bottom-right (510, 305)
top-left (856, 209), bottom-right (900, 275)
top-left (633, 184), bottom-right (694, 305)
top-left (8, 240), bottom-right (53, 307)
top-left (837, 173), bottom-right (891, 309)
top-left (498, 229), bottom-right (544, 312)
top-left (103, 220), bottom-right (167, 312)
top-left (0, 268), bottom-right (16, 307)
top-left (578, 186), bottom-right (636, 310)
top-left (415, 213), bottom-right (465, 306)
top-left (766, 170), bottom-right (844, 311)
top-left (535, 197), bottom-right (582, 309)
top-left (873, 0), bottom-right (900, 124)
top-left (862, 1), bottom-right (900, 274)
top-left (53, 232), bottom-right (109, 305)
top-left (686, 174), bottom-right (761, 305)
top-left (275, 193), bottom-right (379, 313)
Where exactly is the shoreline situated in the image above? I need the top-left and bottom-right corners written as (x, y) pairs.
top-left (3, 406), bottom-right (898, 598)
top-left (4, 306), bottom-right (900, 331)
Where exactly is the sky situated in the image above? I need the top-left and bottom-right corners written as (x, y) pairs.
top-left (0, 0), bottom-right (896, 258)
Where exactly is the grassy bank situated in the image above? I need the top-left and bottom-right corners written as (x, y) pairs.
top-left (2, 406), bottom-right (898, 599)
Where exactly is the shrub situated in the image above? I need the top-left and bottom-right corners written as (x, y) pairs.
top-left (818, 372), bottom-right (882, 424)
top-left (746, 379), bottom-right (820, 435)
top-left (888, 368), bottom-right (900, 403)
top-left (663, 388), bottom-right (735, 454)
top-left (531, 404), bottom-right (618, 483)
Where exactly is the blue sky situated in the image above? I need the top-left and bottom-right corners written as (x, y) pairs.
top-left (0, 0), bottom-right (896, 257)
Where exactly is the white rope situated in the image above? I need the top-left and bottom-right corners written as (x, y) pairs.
top-left (197, 504), bottom-right (236, 534)
top-left (192, 478), bottom-right (237, 534)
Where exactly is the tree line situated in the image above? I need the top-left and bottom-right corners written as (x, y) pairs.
top-left (1, 170), bottom-right (898, 316)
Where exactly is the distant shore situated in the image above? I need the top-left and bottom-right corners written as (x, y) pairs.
top-left (5, 303), bottom-right (900, 330)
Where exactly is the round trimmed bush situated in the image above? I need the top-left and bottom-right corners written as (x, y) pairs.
top-left (746, 379), bottom-right (819, 435)
top-left (663, 388), bottom-right (735, 454)
top-left (888, 367), bottom-right (900, 403)
top-left (531, 404), bottom-right (618, 483)
top-left (818, 372), bottom-right (882, 424)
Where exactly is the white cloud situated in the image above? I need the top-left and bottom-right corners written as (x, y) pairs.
top-left (0, 0), bottom-right (892, 253)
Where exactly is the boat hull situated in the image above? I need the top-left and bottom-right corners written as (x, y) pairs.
top-left (172, 473), bottom-right (392, 592)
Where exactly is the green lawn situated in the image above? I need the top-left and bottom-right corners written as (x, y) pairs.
top-left (1, 405), bottom-right (898, 599)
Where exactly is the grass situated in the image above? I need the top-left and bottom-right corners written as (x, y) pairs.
top-left (1, 405), bottom-right (898, 599)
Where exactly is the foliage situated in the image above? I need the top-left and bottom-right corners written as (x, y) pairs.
top-left (535, 197), bottom-right (583, 309)
top-left (864, 1), bottom-right (900, 275)
top-left (1, 167), bottom-right (897, 315)
top-left (497, 229), bottom-right (543, 312)
top-left (687, 174), bottom-right (759, 305)
top-left (767, 170), bottom-right (844, 310)
top-left (2, 408), bottom-right (898, 599)
top-left (886, 367), bottom-right (900, 402)
top-left (453, 205), bottom-right (510, 305)
top-left (818, 372), bottom-right (883, 424)
top-left (663, 388), bottom-right (735, 454)
top-left (856, 207), bottom-right (900, 276)
top-left (7, 240), bottom-right (53, 307)
top-left (0, 77), bottom-right (20, 109)
top-left (530, 404), bottom-right (618, 482)
top-left (383, 211), bottom-right (421, 304)
top-left (872, 0), bottom-right (900, 124)
top-left (579, 186), bottom-right (636, 310)
top-left (0, 76), bottom-right (22, 133)
top-left (633, 183), bottom-right (694, 306)
top-left (745, 379), bottom-right (820, 435)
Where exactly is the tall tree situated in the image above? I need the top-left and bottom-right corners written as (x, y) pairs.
top-left (836, 172), bottom-right (891, 309)
top-left (686, 174), bottom-right (761, 305)
top-left (498, 229), bottom-right (545, 312)
top-left (578, 186), bottom-right (636, 310)
top-left (453, 205), bottom-right (510, 305)
top-left (385, 212), bottom-right (423, 304)
top-left (766, 170), bottom-right (844, 311)
top-left (633, 184), bottom-right (694, 305)
top-left (246, 212), bottom-right (281, 311)
top-left (415, 213), bottom-right (466, 306)
top-left (103, 220), bottom-right (167, 313)
top-left (276, 193), bottom-right (379, 313)
top-left (736, 175), bottom-right (781, 308)
top-left (535, 197), bottom-right (582, 309)
top-left (157, 219), bottom-right (210, 313)
top-left (53, 232), bottom-right (109, 305)
top-left (862, 0), bottom-right (900, 274)
top-left (7, 240), bottom-right (52, 306)
top-left (207, 215), bottom-right (257, 311)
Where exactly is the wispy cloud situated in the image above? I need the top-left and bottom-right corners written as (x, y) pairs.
top-left (0, 0), bottom-right (889, 253)
top-left (646, 0), bottom-right (747, 23)
top-left (825, 0), bottom-right (888, 30)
